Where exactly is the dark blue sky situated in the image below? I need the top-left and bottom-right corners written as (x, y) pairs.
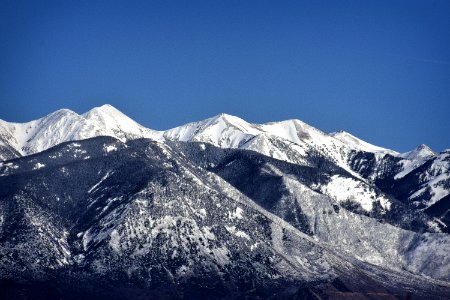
top-left (1, 0), bottom-right (449, 152)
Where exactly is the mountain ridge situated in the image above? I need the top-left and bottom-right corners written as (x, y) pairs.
top-left (1, 104), bottom-right (448, 230)
top-left (0, 104), bottom-right (417, 158)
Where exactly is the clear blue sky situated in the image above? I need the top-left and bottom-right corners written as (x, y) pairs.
top-left (1, 0), bottom-right (449, 152)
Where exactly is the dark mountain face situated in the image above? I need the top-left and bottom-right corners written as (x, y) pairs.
top-left (1, 137), bottom-right (450, 299)
top-left (171, 142), bottom-right (437, 233)
top-left (342, 149), bottom-right (450, 231)
top-left (0, 141), bottom-right (21, 161)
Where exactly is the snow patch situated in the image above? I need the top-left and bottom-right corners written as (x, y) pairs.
top-left (225, 225), bottom-right (250, 240)
top-left (228, 207), bottom-right (243, 220)
top-left (88, 171), bottom-right (113, 193)
top-left (104, 145), bottom-right (117, 152)
top-left (320, 175), bottom-right (391, 212)
top-left (33, 162), bottom-right (45, 170)
top-left (109, 229), bottom-right (121, 253)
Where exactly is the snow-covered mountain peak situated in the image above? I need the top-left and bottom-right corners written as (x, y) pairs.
top-left (0, 104), bottom-right (163, 157)
top-left (28, 108), bottom-right (81, 130)
top-left (2, 108), bottom-right (90, 156)
top-left (259, 118), bottom-right (325, 143)
top-left (48, 108), bottom-right (78, 117)
top-left (395, 144), bottom-right (438, 180)
top-left (82, 104), bottom-right (127, 119)
top-left (95, 103), bottom-right (118, 110)
top-left (212, 112), bottom-right (238, 120)
top-left (416, 144), bottom-right (436, 155)
top-left (163, 115), bottom-right (369, 178)
top-left (163, 113), bottom-right (259, 147)
top-left (82, 104), bottom-right (163, 141)
top-left (401, 144), bottom-right (436, 161)
top-left (84, 104), bottom-right (165, 141)
top-left (330, 130), bottom-right (399, 156)
top-left (38, 108), bottom-right (81, 125)
top-left (83, 104), bottom-right (130, 119)
top-left (207, 113), bottom-right (253, 128)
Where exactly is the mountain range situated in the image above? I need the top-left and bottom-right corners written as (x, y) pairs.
top-left (1, 104), bottom-right (449, 299)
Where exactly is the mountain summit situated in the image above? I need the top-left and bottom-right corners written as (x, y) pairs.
top-left (0, 105), bottom-right (162, 160)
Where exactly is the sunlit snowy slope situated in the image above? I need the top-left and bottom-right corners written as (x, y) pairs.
top-left (0, 104), bottom-right (162, 160)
